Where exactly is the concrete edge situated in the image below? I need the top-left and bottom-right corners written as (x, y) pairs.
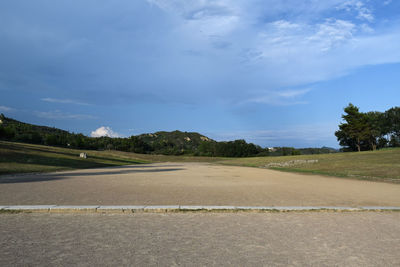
top-left (1, 205), bottom-right (400, 213)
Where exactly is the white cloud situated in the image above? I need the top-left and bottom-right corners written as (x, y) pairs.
top-left (336, 0), bottom-right (374, 22)
top-left (359, 23), bottom-right (374, 33)
top-left (3, 0), bottom-right (398, 111)
top-left (146, 0), bottom-right (400, 101)
top-left (147, 0), bottom-right (240, 36)
top-left (41, 98), bottom-right (89, 105)
top-left (243, 89), bottom-right (310, 106)
top-left (0, 105), bottom-right (14, 112)
top-left (308, 19), bottom-right (356, 52)
top-left (260, 18), bottom-right (356, 55)
top-left (147, 0), bottom-right (239, 19)
top-left (277, 88), bottom-right (311, 98)
top-left (383, 0), bottom-right (392, 6)
top-left (272, 20), bottom-right (300, 30)
top-left (35, 110), bottom-right (96, 120)
top-left (244, 17), bottom-right (400, 91)
top-left (91, 126), bottom-right (121, 138)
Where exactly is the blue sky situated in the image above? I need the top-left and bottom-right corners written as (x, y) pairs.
top-left (1, 0), bottom-right (400, 148)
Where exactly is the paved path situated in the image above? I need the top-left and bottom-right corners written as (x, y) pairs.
top-left (1, 163), bottom-right (400, 206)
top-left (1, 212), bottom-right (399, 266)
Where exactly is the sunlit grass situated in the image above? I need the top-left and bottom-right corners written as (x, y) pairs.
top-left (218, 148), bottom-right (400, 182)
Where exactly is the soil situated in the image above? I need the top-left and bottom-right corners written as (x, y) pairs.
top-left (1, 162), bottom-right (399, 206)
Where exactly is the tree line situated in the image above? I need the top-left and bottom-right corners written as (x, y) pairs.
top-left (0, 114), bottom-right (336, 157)
top-left (335, 104), bottom-right (400, 152)
top-left (0, 114), bottom-right (265, 156)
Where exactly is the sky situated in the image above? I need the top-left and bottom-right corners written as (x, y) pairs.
top-left (1, 0), bottom-right (400, 148)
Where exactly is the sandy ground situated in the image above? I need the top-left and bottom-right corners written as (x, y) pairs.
top-left (0, 163), bottom-right (399, 206)
top-left (1, 212), bottom-right (400, 266)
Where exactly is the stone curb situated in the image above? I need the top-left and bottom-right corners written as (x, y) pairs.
top-left (1, 205), bottom-right (400, 213)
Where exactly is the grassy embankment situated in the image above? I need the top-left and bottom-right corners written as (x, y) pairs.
top-left (1, 140), bottom-right (399, 183)
top-left (218, 149), bottom-right (400, 183)
top-left (0, 141), bottom-right (150, 175)
top-left (0, 140), bottom-right (223, 175)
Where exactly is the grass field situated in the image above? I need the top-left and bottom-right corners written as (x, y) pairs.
top-left (0, 141), bottom-right (149, 175)
top-left (1, 140), bottom-right (399, 183)
top-left (218, 149), bottom-right (400, 183)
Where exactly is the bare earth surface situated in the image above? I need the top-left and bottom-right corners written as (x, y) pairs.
top-left (0, 163), bottom-right (399, 206)
top-left (1, 212), bottom-right (400, 266)
top-left (2, 163), bottom-right (400, 266)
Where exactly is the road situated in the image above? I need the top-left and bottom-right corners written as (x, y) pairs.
top-left (1, 212), bottom-right (399, 266)
top-left (0, 163), bottom-right (399, 206)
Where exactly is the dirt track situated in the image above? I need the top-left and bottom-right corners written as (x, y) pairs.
top-left (1, 212), bottom-right (400, 266)
top-left (1, 163), bottom-right (399, 206)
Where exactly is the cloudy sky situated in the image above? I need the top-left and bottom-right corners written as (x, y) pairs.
top-left (1, 0), bottom-right (400, 147)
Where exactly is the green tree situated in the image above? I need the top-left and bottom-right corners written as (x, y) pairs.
top-left (198, 141), bottom-right (216, 156)
top-left (335, 103), bottom-right (371, 152)
top-left (45, 134), bottom-right (58, 146)
top-left (365, 111), bottom-right (385, 150)
top-left (385, 107), bottom-right (400, 147)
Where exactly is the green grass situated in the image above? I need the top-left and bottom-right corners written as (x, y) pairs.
top-left (217, 148), bottom-right (400, 183)
top-left (0, 209), bottom-right (24, 214)
top-left (1, 140), bottom-right (399, 183)
top-left (0, 141), bottom-right (149, 175)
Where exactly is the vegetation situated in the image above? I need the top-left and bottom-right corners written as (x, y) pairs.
top-left (0, 114), bottom-right (335, 157)
top-left (267, 146), bottom-right (337, 156)
top-left (335, 104), bottom-right (400, 151)
top-left (1, 105), bottom-right (398, 182)
top-left (218, 148), bottom-right (400, 183)
top-left (0, 141), bottom-right (148, 175)
top-left (1, 140), bottom-right (399, 183)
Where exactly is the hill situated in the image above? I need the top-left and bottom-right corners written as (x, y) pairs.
top-left (0, 114), bottom-right (264, 156)
top-left (0, 113), bottom-right (216, 155)
top-left (0, 114), bottom-right (70, 144)
top-left (137, 130), bottom-right (214, 155)
top-left (0, 114), bottom-right (337, 157)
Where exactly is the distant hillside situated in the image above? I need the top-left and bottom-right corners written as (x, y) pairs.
top-left (0, 114), bottom-right (214, 155)
top-left (0, 114), bottom-right (260, 156)
top-left (0, 114), bottom-right (70, 144)
top-left (298, 146), bottom-right (339, 155)
top-left (0, 114), bottom-right (337, 157)
top-left (0, 114), bottom-right (69, 135)
top-left (139, 130), bottom-right (212, 144)
top-left (266, 146), bottom-right (338, 156)
top-left (137, 131), bottom-right (214, 155)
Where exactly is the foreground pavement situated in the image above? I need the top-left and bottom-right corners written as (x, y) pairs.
top-left (1, 212), bottom-right (399, 266)
top-left (1, 163), bottom-right (400, 206)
